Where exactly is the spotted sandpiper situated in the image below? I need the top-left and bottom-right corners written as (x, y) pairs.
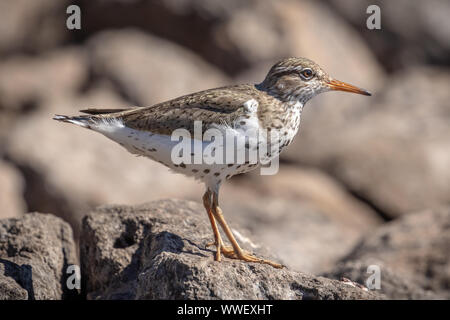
top-left (54, 57), bottom-right (371, 268)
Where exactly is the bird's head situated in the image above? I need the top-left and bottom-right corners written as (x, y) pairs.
top-left (258, 57), bottom-right (371, 104)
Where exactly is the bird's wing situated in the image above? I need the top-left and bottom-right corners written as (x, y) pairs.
top-left (91, 85), bottom-right (259, 135)
top-left (80, 108), bottom-right (136, 115)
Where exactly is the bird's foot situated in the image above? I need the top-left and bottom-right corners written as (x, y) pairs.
top-left (205, 241), bottom-right (283, 269)
top-left (205, 240), bottom-right (218, 249)
top-left (205, 240), bottom-right (223, 262)
top-left (219, 245), bottom-right (284, 269)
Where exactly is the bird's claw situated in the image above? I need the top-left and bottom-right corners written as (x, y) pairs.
top-left (217, 245), bottom-right (284, 269)
top-left (205, 240), bottom-right (284, 269)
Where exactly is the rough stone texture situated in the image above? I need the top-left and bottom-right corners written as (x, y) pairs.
top-left (220, 166), bottom-right (381, 273)
top-left (80, 199), bottom-right (382, 300)
top-left (0, 212), bottom-right (78, 300)
top-left (284, 67), bottom-right (450, 218)
top-left (0, 161), bottom-right (26, 220)
top-left (323, 261), bottom-right (439, 300)
top-left (324, 207), bottom-right (450, 299)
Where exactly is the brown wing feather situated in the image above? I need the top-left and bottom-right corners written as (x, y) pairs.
top-left (119, 84), bottom-right (260, 134)
top-left (80, 108), bottom-right (136, 115)
top-left (76, 84), bottom-right (269, 135)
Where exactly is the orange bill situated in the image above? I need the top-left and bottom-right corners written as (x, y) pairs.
top-left (327, 79), bottom-right (372, 96)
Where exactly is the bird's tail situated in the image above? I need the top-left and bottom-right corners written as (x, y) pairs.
top-left (53, 114), bottom-right (95, 129)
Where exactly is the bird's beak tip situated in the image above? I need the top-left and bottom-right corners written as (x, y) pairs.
top-left (327, 79), bottom-right (372, 97)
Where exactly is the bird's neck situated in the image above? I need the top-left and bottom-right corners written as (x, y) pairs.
top-left (256, 82), bottom-right (310, 105)
top-left (256, 89), bottom-right (304, 136)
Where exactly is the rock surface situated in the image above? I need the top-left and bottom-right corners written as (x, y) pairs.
top-left (0, 213), bottom-right (78, 300)
top-left (324, 207), bottom-right (450, 299)
top-left (80, 199), bottom-right (382, 299)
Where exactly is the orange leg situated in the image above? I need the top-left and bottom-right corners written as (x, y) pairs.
top-left (202, 190), bottom-right (223, 261)
top-left (210, 191), bottom-right (284, 269)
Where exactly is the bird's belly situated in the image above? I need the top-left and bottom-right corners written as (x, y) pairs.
top-left (97, 124), bottom-right (259, 187)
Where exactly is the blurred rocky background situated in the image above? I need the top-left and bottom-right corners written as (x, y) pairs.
top-left (0, 0), bottom-right (449, 299)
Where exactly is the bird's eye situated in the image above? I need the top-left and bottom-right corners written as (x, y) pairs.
top-left (299, 68), bottom-right (314, 80)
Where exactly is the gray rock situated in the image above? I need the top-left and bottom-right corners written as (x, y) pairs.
top-left (323, 260), bottom-right (439, 300)
top-left (323, 207), bottom-right (450, 299)
top-left (0, 213), bottom-right (78, 300)
top-left (81, 199), bottom-right (382, 300)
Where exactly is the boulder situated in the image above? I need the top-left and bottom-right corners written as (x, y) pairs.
top-left (80, 199), bottom-right (382, 299)
top-left (324, 207), bottom-right (450, 299)
top-left (0, 212), bottom-right (78, 300)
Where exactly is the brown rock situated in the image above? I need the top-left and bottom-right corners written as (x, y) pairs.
top-left (0, 212), bottom-right (78, 300)
top-left (80, 199), bottom-right (383, 299)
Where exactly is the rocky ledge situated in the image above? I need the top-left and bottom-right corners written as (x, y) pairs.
top-left (0, 213), bottom-right (78, 300)
top-left (80, 199), bottom-right (381, 299)
top-left (1, 199), bottom-right (382, 300)
top-left (3, 199), bottom-right (450, 300)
